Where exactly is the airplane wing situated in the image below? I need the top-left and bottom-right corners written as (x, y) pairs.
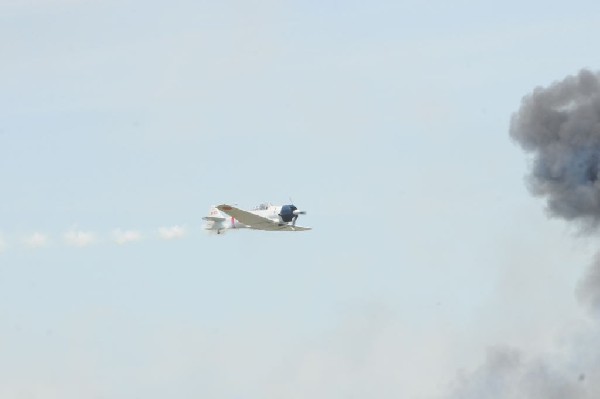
top-left (216, 204), bottom-right (311, 231)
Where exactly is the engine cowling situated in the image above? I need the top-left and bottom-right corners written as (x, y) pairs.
top-left (279, 205), bottom-right (297, 223)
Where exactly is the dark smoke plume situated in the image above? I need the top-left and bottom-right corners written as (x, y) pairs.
top-left (510, 69), bottom-right (600, 228)
top-left (442, 70), bottom-right (600, 399)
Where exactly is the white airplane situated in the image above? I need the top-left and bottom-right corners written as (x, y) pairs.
top-left (203, 203), bottom-right (311, 234)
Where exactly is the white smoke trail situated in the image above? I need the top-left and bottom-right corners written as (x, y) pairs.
top-left (158, 225), bottom-right (186, 240)
top-left (0, 224), bottom-right (193, 251)
top-left (64, 229), bottom-right (96, 247)
top-left (112, 229), bottom-right (142, 245)
top-left (23, 232), bottom-right (49, 248)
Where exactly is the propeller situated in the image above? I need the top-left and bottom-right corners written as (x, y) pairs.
top-left (292, 209), bottom-right (306, 226)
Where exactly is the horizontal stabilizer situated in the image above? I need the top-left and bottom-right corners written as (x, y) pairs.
top-left (202, 216), bottom-right (226, 222)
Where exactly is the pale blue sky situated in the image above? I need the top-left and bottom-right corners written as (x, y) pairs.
top-left (2, 1), bottom-right (600, 398)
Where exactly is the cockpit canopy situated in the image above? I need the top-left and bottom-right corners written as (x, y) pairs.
top-left (253, 203), bottom-right (271, 210)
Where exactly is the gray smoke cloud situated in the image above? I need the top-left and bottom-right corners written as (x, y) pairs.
top-left (510, 69), bottom-right (600, 228)
top-left (447, 345), bottom-right (598, 399)
top-left (443, 70), bottom-right (600, 399)
top-left (577, 254), bottom-right (600, 317)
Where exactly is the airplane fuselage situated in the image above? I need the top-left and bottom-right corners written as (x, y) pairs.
top-left (204, 203), bottom-right (297, 233)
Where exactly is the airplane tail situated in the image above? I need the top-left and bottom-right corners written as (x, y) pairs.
top-left (202, 206), bottom-right (227, 233)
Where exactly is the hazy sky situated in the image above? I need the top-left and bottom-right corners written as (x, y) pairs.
top-left (2, 1), bottom-right (600, 398)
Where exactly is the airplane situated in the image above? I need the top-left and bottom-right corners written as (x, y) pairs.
top-left (203, 203), bottom-right (311, 234)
